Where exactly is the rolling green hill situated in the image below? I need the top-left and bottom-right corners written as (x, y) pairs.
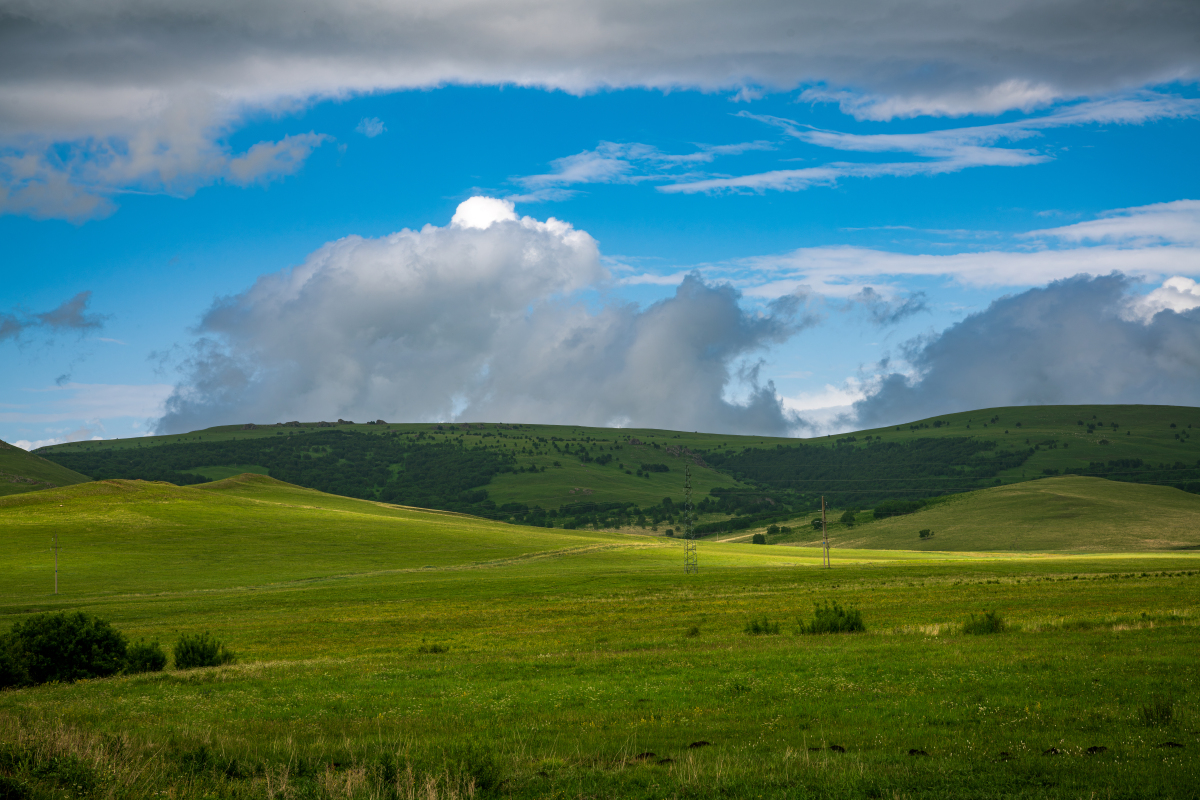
top-left (769, 475), bottom-right (1200, 552)
top-left (0, 474), bottom-right (644, 598)
top-left (32, 404), bottom-right (1200, 526)
top-left (0, 438), bottom-right (90, 497)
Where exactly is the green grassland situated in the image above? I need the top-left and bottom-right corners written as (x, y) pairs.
top-left (768, 476), bottom-right (1200, 552)
top-left (0, 439), bottom-right (89, 497)
top-left (1, 476), bottom-right (1198, 798)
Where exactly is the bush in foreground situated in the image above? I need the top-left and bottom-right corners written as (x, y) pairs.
top-left (174, 633), bottom-right (236, 669)
top-left (801, 602), bottom-right (865, 634)
top-left (1, 612), bottom-right (128, 687)
top-left (962, 610), bottom-right (1006, 635)
top-left (126, 639), bottom-right (168, 673)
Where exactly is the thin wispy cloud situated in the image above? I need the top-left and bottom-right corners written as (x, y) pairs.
top-left (616, 200), bottom-right (1200, 299)
top-left (355, 117), bottom-right (386, 137)
top-left (508, 140), bottom-right (774, 201)
top-left (662, 94), bottom-right (1200, 194)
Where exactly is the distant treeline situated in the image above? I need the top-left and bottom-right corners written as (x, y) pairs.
top-left (1053, 458), bottom-right (1200, 494)
top-left (42, 431), bottom-right (514, 516)
top-left (702, 437), bottom-right (1031, 508)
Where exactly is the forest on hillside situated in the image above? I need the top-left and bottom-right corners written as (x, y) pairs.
top-left (702, 436), bottom-right (1031, 508)
top-left (41, 429), bottom-right (1200, 529)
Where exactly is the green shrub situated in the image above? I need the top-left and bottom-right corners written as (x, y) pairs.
top-left (417, 643), bottom-right (449, 654)
top-left (1, 612), bottom-right (127, 685)
top-left (801, 602), bottom-right (865, 634)
top-left (751, 533), bottom-right (767, 544)
top-left (962, 610), bottom-right (1006, 635)
top-left (919, 529), bottom-right (934, 539)
top-left (173, 633), bottom-right (235, 669)
top-left (744, 617), bottom-right (780, 635)
top-left (0, 636), bottom-right (29, 688)
top-left (125, 639), bottom-right (167, 673)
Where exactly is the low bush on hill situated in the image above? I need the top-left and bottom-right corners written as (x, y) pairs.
top-left (126, 639), bottom-right (168, 673)
top-left (801, 602), bottom-right (865, 634)
top-left (174, 633), bottom-right (236, 669)
top-left (751, 533), bottom-right (767, 544)
top-left (962, 610), bottom-right (1006, 635)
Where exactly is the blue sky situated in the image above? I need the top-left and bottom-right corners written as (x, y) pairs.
top-left (3, 1), bottom-right (1199, 447)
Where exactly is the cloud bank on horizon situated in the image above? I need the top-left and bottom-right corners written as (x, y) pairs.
top-left (2, 0), bottom-right (1198, 219)
top-left (154, 198), bottom-right (1200, 437)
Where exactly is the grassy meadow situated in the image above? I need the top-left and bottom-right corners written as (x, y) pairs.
top-left (1, 476), bottom-right (1198, 798)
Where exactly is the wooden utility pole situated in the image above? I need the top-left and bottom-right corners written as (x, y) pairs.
top-left (684, 464), bottom-right (698, 574)
top-left (53, 530), bottom-right (60, 594)
top-left (821, 496), bottom-right (830, 568)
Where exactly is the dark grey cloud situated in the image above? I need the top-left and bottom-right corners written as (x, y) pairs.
top-left (854, 273), bottom-right (1200, 427)
top-left (157, 199), bottom-right (808, 435)
top-left (848, 287), bottom-right (929, 326)
top-left (2, 0), bottom-right (1197, 218)
top-left (0, 291), bottom-right (106, 342)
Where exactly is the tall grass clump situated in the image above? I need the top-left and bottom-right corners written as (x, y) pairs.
top-left (1141, 697), bottom-right (1175, 727)
top-left (744, 617), bottom-right (780, 635)
top-left (962, 610), bottom-right (1006, 635)
top-left (173, 633), bottom-right (235, 669)
top-left (800, 602), bottom-right (865, 634)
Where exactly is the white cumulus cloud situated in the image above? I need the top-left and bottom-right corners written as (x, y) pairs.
top-left (157, 199), bottom-right (812, 435)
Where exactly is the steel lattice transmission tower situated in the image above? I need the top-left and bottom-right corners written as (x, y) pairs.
top-left (683, 463), bottom-right (698, 573)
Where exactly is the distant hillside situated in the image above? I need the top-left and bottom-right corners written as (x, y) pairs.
top-left (0, 439), bottom-right (90, 497)
top-left (782, 476), bottom-right (1200, 552)
top-left (33, 404), bottom-right (1200, 524)
top-left (36, 422), bottom-right (745, 526)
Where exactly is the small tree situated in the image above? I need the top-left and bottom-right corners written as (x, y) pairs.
top-left (751, 533), bottom-right (767, 544)
top-left (811, 518), bottom-right (824, 531)
top-left (919, 529), bottom-right (934, 539)
top-left (839, 510), bottom-right (856, 526)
